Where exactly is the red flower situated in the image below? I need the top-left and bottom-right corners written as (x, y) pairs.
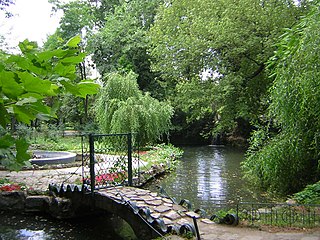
top-left (0, 184), bottom-right (21, 192)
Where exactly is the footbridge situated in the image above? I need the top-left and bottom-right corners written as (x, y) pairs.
top-left (46, 133), bottom-right (231, 239)
top-left (48, 184), bottom-right (220, 240)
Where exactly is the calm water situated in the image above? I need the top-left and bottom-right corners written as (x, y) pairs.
top-left (147, 145), bottom-right (270, 213)
top-left (0, 212), bottom-right (136, 240)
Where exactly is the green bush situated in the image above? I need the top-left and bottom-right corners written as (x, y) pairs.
top-left (293, 181), bottom-right (320, 204)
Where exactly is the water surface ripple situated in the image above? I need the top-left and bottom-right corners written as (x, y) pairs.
top-left (149, 145), bottom-right (268, 212)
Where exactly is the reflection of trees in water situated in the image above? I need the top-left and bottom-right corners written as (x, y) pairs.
top-left (155, 146), bottom-right (269, 211)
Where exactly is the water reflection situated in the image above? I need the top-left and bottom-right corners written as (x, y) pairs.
top-left (0, 212), bottom-right (135, 240)
top-left (149, 145), bottom-right (268, 213)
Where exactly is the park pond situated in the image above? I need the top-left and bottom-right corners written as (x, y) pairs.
top-left (147, 145), bottom-right (273, 213)
top-left (0, 145), bottom-right (272, 239)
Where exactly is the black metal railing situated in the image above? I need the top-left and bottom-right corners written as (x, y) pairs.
top-left (81, 133), bottom-right (144, 192)
top-left (157, 187), bottom-right (320, 228)
top-left (237, 202), bottom-right (320, 227)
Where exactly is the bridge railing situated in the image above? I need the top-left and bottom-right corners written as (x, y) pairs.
top-left (81, 133), bottom-right (144, 192)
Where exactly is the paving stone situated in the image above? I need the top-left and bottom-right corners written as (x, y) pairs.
top-left (164, 210), bottom-right (181, 220)
top-left (122, 190), bottom-right (136, 196)
top-left (134, 189), bottom-right (151, 195)
top-left (151, 212), bottom-right (161, 219)
top-left (162, 198), bottom-right (174, 204)
top-left (104, 194), bottom-right (123, 202)
top-left (176, 218), bottom-right (190, 226)
top-left (154, 205), bottom-right (171, 213)
top-left (164, 203), bottom-right (173, 207)
top-left (173, 204), bottom-right (187, 212)
top-left (150, 192), bottom-right (158, 197)
top-left (129, 196), bottom-right (143, 201)
top-left (185, 211), bottom-right (200, 219)
top-left (125, 194), bottom-right (138, 198)
top-left (145, 199), bottom-right (163, 206)
top-left (136, 201), bottom-right (149, 208)
top-left (163, 217), bottom-right (174, 225)
top-left (141, 195), bottom-right (157, 201)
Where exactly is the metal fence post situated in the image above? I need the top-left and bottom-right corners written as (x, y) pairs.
top-left (89, 134), bottom-right (95, 195)
top-left (127, 133), bottom-right (133, 186)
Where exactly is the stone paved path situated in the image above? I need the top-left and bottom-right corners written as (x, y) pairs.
top-left (1, 168), bottom-right (320, 239)
top-left (0, 167), bottom-right (83, 191)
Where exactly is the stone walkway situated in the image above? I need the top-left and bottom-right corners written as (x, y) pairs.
top-left (1, 168), bottom-right (320, 240)
top-left (0, 166), bottom-right (83, 192)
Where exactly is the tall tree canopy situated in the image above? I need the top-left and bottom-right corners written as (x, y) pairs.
top-left (89, 0), bottom-right (162, 93)
top-left (242, 1), bottom-right (320, 194)
top-left (149, 0), bottom-right (307, 139)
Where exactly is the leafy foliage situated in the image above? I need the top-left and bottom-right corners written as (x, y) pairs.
top-left (0, 36), bottom-right (99, 170)
top-left (89, 0), bottom-right (162, 93)
top-left (242, 2), bottom-right (320, 194)
top-left (149, 0), bottom-right (305, 138)
top-left (95, 72), bottom-right (173, 146)
top-left (293, 181), bottom-right (320, 204)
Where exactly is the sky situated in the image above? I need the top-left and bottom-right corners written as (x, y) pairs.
top-left (0, 0), bottom-right (62, 50)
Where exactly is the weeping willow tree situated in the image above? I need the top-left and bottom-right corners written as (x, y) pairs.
top-left (95, 72), bottom-right (173, 146)
top-left (242, 2), bottom-right (320, 195)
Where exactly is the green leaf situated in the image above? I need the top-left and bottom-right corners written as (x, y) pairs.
top-left (65, 35), bottom-right (81, 48)
top-left (13, 105), bottom-right (37, 124)
top-left (0, 134), bottom-right (15, 148)
top-left (15, 138), bottom-right (31, 164)
top-left (18, 39), bottom-right (38, 53)
top-left (7, 55), bottom-right (30, 70)
top-left (0, 71), bottom-right (24, 99)
top-left (15, 97), bottom-right (38, 106)
top-left (77, 81), bottom-right (100, 98)
top-left (54, 62), bottom-right (76, 78)
top-left (60, 53), bottom-right (86, 64)
top-left (60, 80), bottom-right (80, 96)
top-left (0, 63), bottom-right (5, 72)
top-left (20, 92), bottom-right (45, 100)
top-left (18, 72), bottom-right (57, 96)
top-left (0, 102), bottom-right (9, 128)
top-left (36, 49), bottom-right (66, 61)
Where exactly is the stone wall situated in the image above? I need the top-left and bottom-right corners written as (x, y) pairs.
top-left (0, 191), bottom-right (72, 218)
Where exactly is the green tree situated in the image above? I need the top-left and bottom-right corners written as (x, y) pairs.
top-left (89, 0), bottom-right (162, 94)
top-left (0, 36), bottom-right (99, 170)
top-left (149, 0), bottom-right (307, 140)
top-left (45, 0), bottom-right (108, 127)
top-left (242, 1), bottom-right (320, 194)
top-left (95, 72), bottom-right (173, 146)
